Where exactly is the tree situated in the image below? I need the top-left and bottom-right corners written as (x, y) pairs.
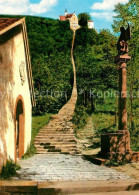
top-left (78, 13), bottom-right (91, 27)
top-left (74, 27), bottom-right (117, 111)
top-left (112, 0), bottom-right (139, 149)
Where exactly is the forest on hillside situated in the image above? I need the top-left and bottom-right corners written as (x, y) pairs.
top-left (0, 0), bottom-right (138, 150)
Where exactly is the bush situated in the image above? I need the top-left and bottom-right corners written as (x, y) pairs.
top-left (105, 159), bottom-right (127, 167)
top-left (0, 159), bottom-right (21, 179)
top-left (33, 95), bottom-right (67, 116)
top-left (73, 105), bottom-right (88, 129)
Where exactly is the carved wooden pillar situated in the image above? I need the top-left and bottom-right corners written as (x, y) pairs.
top-left (99, 25), bottom-right (139, 162)
top-left (115, 55), bottom-right (131, 130)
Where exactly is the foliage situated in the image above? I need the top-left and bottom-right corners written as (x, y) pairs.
top-left (0, 159), bottom-right (21, 179)
top-left (0, 9), bottom-right (138, 151)
top-left (105, 159), bottom-right (127, 166)
top-left (112, 0), bottom-right (139, 151)
top-left (0, 15), bottom-right (73, 115)
top-left (0, 14), bottom-right (118, 116)
top-left (93, 113), bottom-right (117, 135)
top-left (25, 17), bottom-right (73, 115)
top-left (23, 114), bottom-right (51, 158)
top-left (74, 27), bottom-right (117, 113)
top-left (74, 1), bottom-right (138, 151)
top-left (73, 105), bottom-right (88, 129)
top-left (78, 13), bottom-right (91, 27)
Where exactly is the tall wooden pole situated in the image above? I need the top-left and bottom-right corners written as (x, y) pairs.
top-left (100, 25), bottom-right (139, 162)
top-left (118, 59), bottom-right (127, 130)
top-left (115, 55), bottom-right (131, 130)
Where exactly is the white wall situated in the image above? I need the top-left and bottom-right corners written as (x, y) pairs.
top-left (88, 22), bottom-right (94, 29)
top-left (0, 28), bottom-right (32, 161)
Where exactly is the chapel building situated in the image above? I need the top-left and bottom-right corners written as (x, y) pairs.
top-left (0, 18), bottom-right (35, 168)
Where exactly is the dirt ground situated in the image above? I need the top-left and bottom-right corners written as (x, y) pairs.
top-left (83, 149), bottom-right (139, 181)
top-left (112, 162), bottom-right (139, 181)
top-left (82, 148), bottom-right (139, 181)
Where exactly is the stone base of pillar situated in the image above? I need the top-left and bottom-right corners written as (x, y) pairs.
top-left (106, 151), bottom-right (139, 162)
top-left (100, 131), bottom-right (139, 162)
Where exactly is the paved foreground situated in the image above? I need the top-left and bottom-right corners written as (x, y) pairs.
top-left (15, 154), bottom-right (131, 182)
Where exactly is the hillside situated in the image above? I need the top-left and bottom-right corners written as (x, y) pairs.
top-left (0, 15), bottom-right (74, 115)
top-left (0, 14), bottom-right (138, 151)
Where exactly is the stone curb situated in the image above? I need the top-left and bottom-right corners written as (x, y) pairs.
top-left (0, 180), bottom-right (138, 194)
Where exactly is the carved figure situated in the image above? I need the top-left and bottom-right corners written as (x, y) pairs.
top-left (19, 61), bottom-right (26, 85)
top-left (117, 24), bottom-right (131, 55)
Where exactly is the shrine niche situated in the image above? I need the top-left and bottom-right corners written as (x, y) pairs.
top-left (0, 18), bottom-right (35, 168)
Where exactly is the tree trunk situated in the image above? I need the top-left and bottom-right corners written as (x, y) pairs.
top-left (84, 90), bottom-right (87, 107)
top-left (91, 95), bottom-right (95, 112)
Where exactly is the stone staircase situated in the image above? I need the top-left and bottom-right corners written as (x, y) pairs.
top-left (34, 31), bottom-right (78, 154)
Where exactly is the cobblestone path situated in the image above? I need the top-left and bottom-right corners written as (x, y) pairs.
top-left (15, 154), bottom-right (131, 182)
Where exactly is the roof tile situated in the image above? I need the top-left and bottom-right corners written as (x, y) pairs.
top-left (0, 18), bottom-right (20, 31)
top-left (59, 16), bottom-right (66, 21)
top-left (65, 14), bottom-right (74, 19)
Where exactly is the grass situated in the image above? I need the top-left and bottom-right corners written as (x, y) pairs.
top-left (92, 112), bottom-right (117, 135)
top-left (22, 114), bottom-right (51, 159)
top-left (75, 112), bottom-right (117, 152)
top-left (75, 94), bottom-right (139, 152)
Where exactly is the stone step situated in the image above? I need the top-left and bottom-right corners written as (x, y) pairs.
top-left (35, 139), bottom-right (76, 143)
top-left (39, 128), bottom-right (74, 135)
top-left (36, 152), bottom-right (74, 154)
top-left (40, 128), bottom-right (70, 130)
top-left (35, 142), bottom-right (76, 146)
top-left (42, 124), bottom-right (73, 127)
top-left (35, 140), bottom-right (76, 144)
top-left (35, 145), bottom-right (76, 150)
top-left (36, 133), bottom-right (75, 135)
top-left (35, 136), bottom-right (75, 139)
top-left (36, 149), bottom-right (76, 153)
top-left (37, 133), bottom-right (74, 136)
top-left (34, 142), bottom-right (76, 146)
top-left (36, 151), bottom-right (73, 154)
top-left (41, 145), bottom-right (56, 149)
top-left (36, 148), bottom-right (62, 153)
top-left (39, 128), bottom-right (73, 130)
top-left (36, 134), bottom-right (75, 137)
top-left (34, 141), bottom-right (76, 145)
top-left (35, 138), bottom-right (75, 141)
top-left (37, 180), bottom-right (139, 194)
top-left (36, 147), bottom-right (76, 152)
top-left (35, 145), bottom-right (76, 149)
top-left (36, 151), bottom-right (61, 154)
top-left (36, 134), bottom-right (75, 136)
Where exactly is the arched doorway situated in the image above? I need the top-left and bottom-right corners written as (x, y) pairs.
top-left (15, 97), bottom-right (25, 160)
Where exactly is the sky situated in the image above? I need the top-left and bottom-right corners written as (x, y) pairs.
top-left (0, 0), bottom-right (129, 31)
